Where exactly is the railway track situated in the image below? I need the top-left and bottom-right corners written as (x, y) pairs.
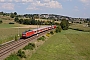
top-left (0, 30), bottom-right (51, 60)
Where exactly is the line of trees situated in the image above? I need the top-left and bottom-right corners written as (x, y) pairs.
top-left (0, 11), bottom-right (69, 30)
top-left (14, 17), bottom-right (69, 30)
top-left (14, 17), bottom-right (59, 25)
top-left (0, 12), bottom-right (17, 18)
top-left (10, 12), bottom-right (17, 18)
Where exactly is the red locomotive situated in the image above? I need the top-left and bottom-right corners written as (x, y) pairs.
top-left (22, 25), bottom-right (56, 38)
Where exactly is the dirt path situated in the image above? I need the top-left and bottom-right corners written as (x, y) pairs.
top-left (13, 25), bottom-right (49, 28)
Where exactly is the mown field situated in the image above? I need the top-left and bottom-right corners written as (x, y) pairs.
top-left (69, 23), bottom-right (90, 32)
top-left (28, 29), bottom-right (90, 60)
top-left (0, 24), bottom-right (19, 28)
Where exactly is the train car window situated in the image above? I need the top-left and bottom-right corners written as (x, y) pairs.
top-left (22, 32), bottom-right (26, 34)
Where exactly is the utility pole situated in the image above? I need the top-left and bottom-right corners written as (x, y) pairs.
top-left (18, 28), bottom-right (19, 37)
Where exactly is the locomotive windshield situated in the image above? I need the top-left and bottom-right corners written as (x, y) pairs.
top-left (22, 32), bottom-right (26, 34)
top-left (23, 30), bottom-right (32, 34)
top-left (28, 30), bottom-right (32, 31)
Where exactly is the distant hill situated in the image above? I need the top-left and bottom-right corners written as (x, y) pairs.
top-left (0, 11), bottom-right (88, 24)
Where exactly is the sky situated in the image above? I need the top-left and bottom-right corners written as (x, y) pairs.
top-left (0, 0), bottom-right (90, 18)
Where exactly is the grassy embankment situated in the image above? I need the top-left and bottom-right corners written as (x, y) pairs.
top-left (28, 29), bottom-right (90, 60)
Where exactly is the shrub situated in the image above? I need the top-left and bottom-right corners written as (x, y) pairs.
top-left (29, 43), bottom-right (35, 48)
top-left (50, 31), bottom-right (54, 35)
top-left (23, 43), bottom-right (35, 50)
top-left (46, 33), bottom-right (50, 37)
top-left (9, 22), bottom-right (15, 24)
top-left (37, 36), bottom-right (46, 41)
top-left (15, 35), bottom-right (18, 41)
top-left (17, 49), bottom-right (26, 58)
top-left (5, 54), bottom-right (19, 60)
top-left (19, 34), bottom-right (22, 39)
top-left (42, 36), bottom-right (46, 38)
top-left (55, 26), bottom-right (61, 33)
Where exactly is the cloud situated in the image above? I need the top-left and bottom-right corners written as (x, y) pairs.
top-left (27, 0), bottom-right (62, 10)
top-left (8, 0), bottom-right (12, 2)
top-left (0, 0), bottom-right (62, 10)
top-left (62, 0), bottom-right (72, 2)
top-left (15, 0), bottom-right (21, 2)
top-left (74, 6), bottom-right (79, 11)
top-left (80, 0), bottom-right (90, 5)
top-left (43, 0), bottom-right (50, 2)
top-left (22, 0), bottom-right (33, 2)
top-left (80, 0), bottom-right (89, 3)
top-left (0, 0), bottom-right (5, 2)
top-left (26, 0), bottom-right (62, 10)
top-left (45, 1), bottom-right (62, 8)
top-left (0, 3), bottom-right (14, 10)
top-left (26, 6), bottom-right (41, 10)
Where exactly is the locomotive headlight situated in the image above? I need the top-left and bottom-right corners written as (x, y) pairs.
top-left (23, 35), bottom-right (26, 36)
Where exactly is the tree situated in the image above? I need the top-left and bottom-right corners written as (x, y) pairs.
top-left (0, 20), bottom-right (2, 24)
top-left (0, 11), bottom-right (3, 15)
top-left (55, 26), bottom-right (61, 33)
top-left (14, 17), bottom-right (19, 22)
top-left (31, 19), bottom-right (36, 25)
top-left (3, 13), bottom-right (6, 16)
top-left (60, 19), bottom-right (69, 30)
top-left (23, 19), bottom-right (31, 25)
top-left (88, 22), bottom-right (90, 27)
top-left (19, 19), bottom-right (23, 24)
top-left (14, 12), bottom-right (17, 15)
top-left (87, 18), bottom-right (90, 22)
top-left (10, 13), bottom-right (15, 18)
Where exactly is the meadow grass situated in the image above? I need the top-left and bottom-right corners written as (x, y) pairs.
top-left (3, 29), bottom-right (90, 60)
top-left (0, 15), bottom-right (32, 44)
top-left (66, 32), bottom-right (90, 60)
top-left (28, 30), bottom-right (85, 60)
top-left (5, 54), bottom-right (20, 60)
top-left (0, 24), bottom-right (18, 28)
top-left (69, 23), bottom-right (90, 32)
top-left (62, 30), bottom-right (90, 60)
top-left (0, 28), bottom-right (30, 44)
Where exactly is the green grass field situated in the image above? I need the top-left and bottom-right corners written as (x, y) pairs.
top-left (66, 33), bottom-right (90, 60)
top-left (28, 29), bottom-right (90, 60)
top-left (69, 23), bottom-right (90, 32)
top-left (0, 17), bottom-right (32, 44)
top-left (0, 24), bottom-right (19, 28)
top-left (0, 28), bottom-right (30, 44)
top-left (5, 54), bottom-right (20, 60)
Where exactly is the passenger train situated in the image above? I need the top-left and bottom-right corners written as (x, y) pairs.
top-left (22, 25), bottom-right (56, 38)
